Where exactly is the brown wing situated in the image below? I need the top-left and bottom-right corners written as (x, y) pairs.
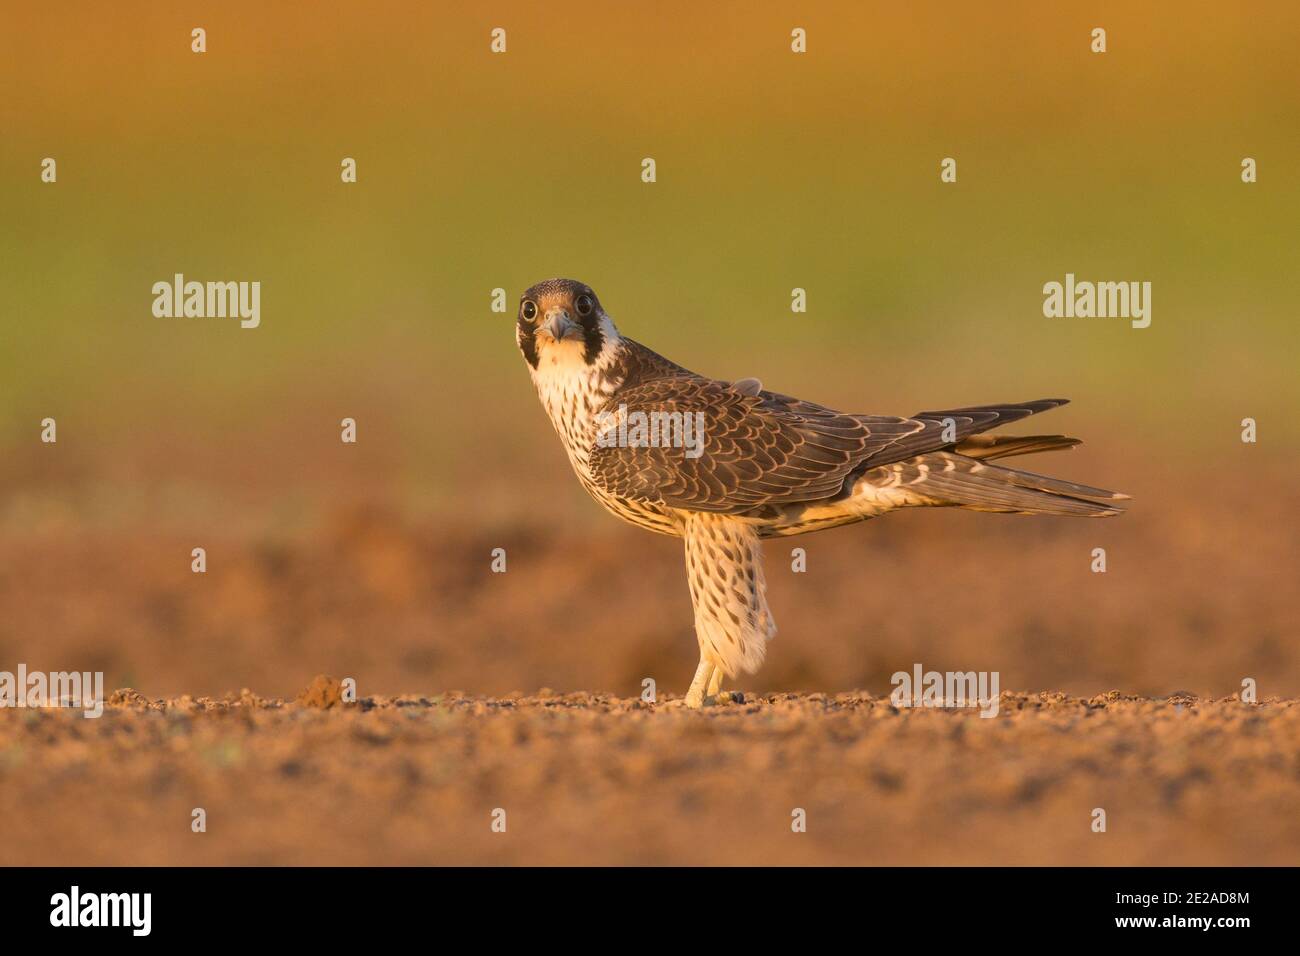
top-left (590, 369), bottom-right (1074, 514)
top-left (587, 376), bottom-right (925, 513)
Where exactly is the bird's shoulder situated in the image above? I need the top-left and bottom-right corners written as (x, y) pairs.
top-left (604, 339), bottom-right (874, 429)
top-left (602, 338), bottom-right (696, 391)
top-left (587, 342), bottom-right (912, 512)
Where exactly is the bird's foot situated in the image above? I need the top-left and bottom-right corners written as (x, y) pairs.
top-left (660, 689), bottom-right (743, 709)
top-left (705, 691), bottom-right (745, 706)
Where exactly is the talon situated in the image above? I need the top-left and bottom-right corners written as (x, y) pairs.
top-left (705, 691), bottom-right (744, 706)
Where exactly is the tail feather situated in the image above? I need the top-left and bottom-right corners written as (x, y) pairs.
top-left (862, 451), bottom-right (1127, 517)
top-left (859, 398), bottom-right (1071, 471)
top-left (955, 434), bottom-right (1080, 461)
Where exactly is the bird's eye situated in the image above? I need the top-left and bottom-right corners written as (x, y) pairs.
top-left (521, 300), bottom-right (538, 321)
top-left (575, 294), bottom-right (594, 317)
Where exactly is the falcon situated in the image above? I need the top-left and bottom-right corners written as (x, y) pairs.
top-left (515, 278), bottom-right (1127, 707)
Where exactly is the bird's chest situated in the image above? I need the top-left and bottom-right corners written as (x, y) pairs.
top-left (530, 354), bottom-right (614, 477)
top-left (529, 354), bottom-right (681, 536)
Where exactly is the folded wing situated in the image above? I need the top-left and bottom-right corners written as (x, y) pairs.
top-left (590, 378), bottom-right (1086, 515)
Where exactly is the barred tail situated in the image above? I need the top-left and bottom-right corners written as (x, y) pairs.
top-left (862, 451), bottom-right (1128, 517)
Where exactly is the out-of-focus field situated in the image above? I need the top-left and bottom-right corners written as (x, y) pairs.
top-left (3, 440), bottom-right (1296, 702)
top-left (2, 686), bottom-right (1296, 866)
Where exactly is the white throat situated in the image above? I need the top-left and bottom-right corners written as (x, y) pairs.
top-left (526, 315), bottom-right (624, 470)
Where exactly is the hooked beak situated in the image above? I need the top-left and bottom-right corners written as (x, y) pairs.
top-left (542, 308), bottom-right (578, 344)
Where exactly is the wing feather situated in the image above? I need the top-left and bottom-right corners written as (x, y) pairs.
top-left (587, 352), bottom-right (1071, 515)
top-left (588, 376), bottom-right (923, 512)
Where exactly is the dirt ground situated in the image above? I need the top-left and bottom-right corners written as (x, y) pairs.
top-left (1, 684), bottom-right (1296, 866)
top-left (2, 443), bottom-right (1297, 865)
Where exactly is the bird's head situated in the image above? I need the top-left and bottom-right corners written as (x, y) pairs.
top-left (516, 278), bottom-right (619, 370)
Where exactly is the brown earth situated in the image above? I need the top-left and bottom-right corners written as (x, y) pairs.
top-left (3, 448), bottom-right (1298, 705)
top-left (1, 445), bottom-right (1297, 865)
top-left (1, 685), bottom-right (1296, 866)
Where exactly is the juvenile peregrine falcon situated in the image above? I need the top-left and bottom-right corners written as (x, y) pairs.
top-left (516, 278), bottom-right (1126, 707)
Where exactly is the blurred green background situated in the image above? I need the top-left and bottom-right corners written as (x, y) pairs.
top-left (5, 1), bottom-right (1298, 527)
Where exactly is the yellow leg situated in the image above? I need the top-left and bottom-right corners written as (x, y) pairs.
top-left (684, 658), bottom-right (714, 708)
top-left (706, 667), bottom-right (724, 697)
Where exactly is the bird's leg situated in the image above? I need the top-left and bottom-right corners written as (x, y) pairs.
top-left (682, 513), bottom-right (771, 707)
top-left (706, 667), bottom-right (724, 697)
top-left (684, 658), bottom-right (714, 709)
top-left (704, 667), bottom-right (744, 705)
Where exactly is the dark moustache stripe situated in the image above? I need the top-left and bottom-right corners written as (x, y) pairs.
top-left (581, 314), bottom-right (604, 365)
top-left (518, 321), bottom-right (540, 369)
